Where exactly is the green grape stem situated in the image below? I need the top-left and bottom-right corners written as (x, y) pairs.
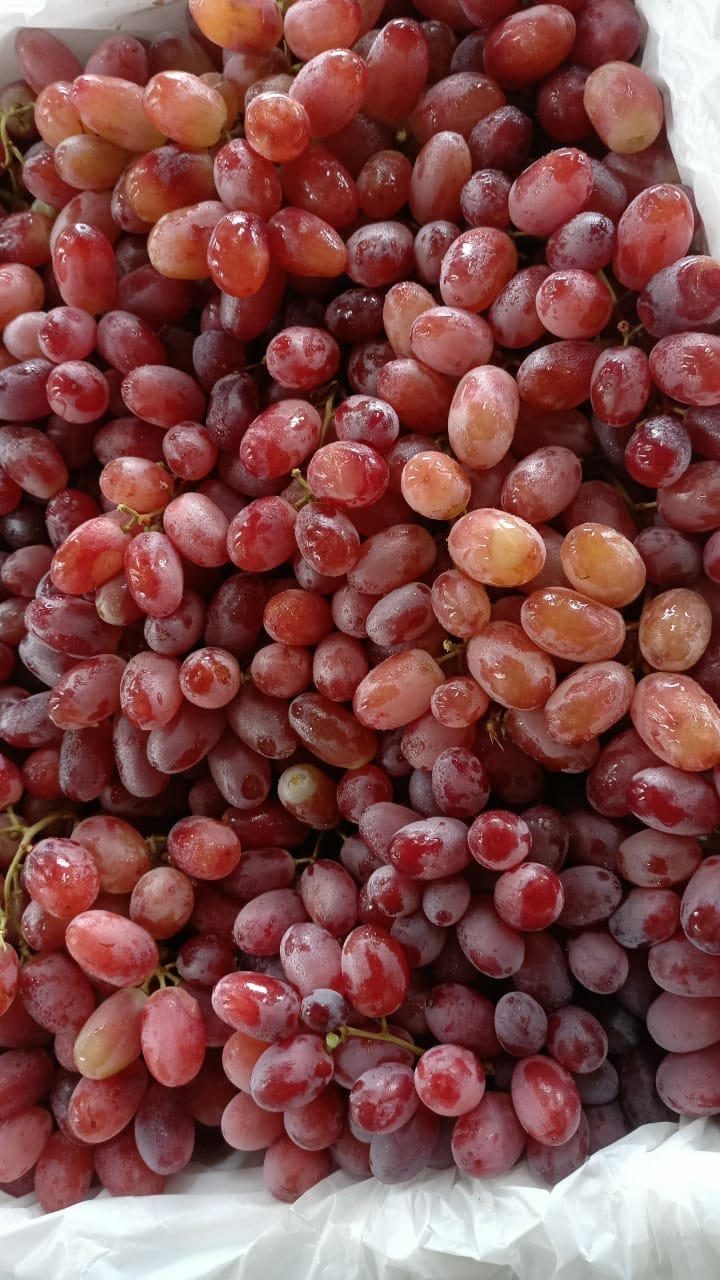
top-left (293, 831), bottom-right (326, 867)
top-left (141, 963), bottom-right (182, 993)
top-left (0, 103), bottom-right (31, 199)
top-left (290, 468), bottom-right (315, 510)
top-left (325, 1021), bottom-right (424, 1057)
top-left (117, 503), bottom-right (168, 533)
top-left (437, 638), bottom-right (467, 666)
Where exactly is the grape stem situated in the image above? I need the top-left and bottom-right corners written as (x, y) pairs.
top-left (484, 707), bottom-right (506, 747)
top-left (293, 831), bottom-right (325, 867)
top-left (290, 469), bottom-right (315, 510)
top-left (325, 1019), bottom-right (424, 1057)
top-left (146, 834), bottom-right (169, 865)
top-left (117, 503), bottom-right (168, 533)
top-left (0, 103), bottom-right (32, 203)
top-left (141, 963), bottom-right (181, 993)
top-left (598, 269), bottom-right (618, 306)
top-left (437, 638), bottom-right (467, 666)
top-left (617, 319), bottom-right (645, 346)
top-left (593, 462), bottom-right (655, 522)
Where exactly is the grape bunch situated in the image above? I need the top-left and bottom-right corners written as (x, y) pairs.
top-left (2, 0), bottom-right (720, 1215)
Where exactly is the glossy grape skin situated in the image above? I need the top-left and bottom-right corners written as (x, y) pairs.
top-left (638, 589), bottom-right (712, 673)
top-left (631, 673), bottom-right (720, 772)
top-left (212, 973), bottom-right (300, 1042)
top-left (560, 523), bottom-right (646, 608)
top-left (307, 441), bottom-right (388, 509)
top-left (494, 992), bottom-right (548, 1058)
top-left (467, 101), bottom-right (531, 172)
top-left (638, 257), bottom-right (720, 338)
top-left (654, 462), bottom-right (720, 536)
top-left (341, 925), bottom-right (410, 1017)
top-left (387, 817), bottom-right (471, 881)
top-left (413, 1044), bottom-right (485, 1118)
top-left (591, 345), bottom-right (652, 429)
top-left (0, 1107), bottom-right (54, 1184)
top-left (544, 662), bottom-right (635, 745)
top-left (456, 896), bottom-right (524, 979)
top-left (546, 212), bottom-right (616, 272)
top-left (353, 649), bottom-right (444, 730)
top-left (483, 6), bottom-right (576, 90)
top-left (408, 70), bottom-right (505, 146)
top-left (363, 18), bottom-right (430, 126)
top-left (401, 452), bottom-right (471, 521)
top-left (49, 654), bottom-right (127, 730)
top-left (500, 447), bottom-right (582, 525)
top-left (517, 340), bottom-right (598, 412)
top-left (519, 588), bottom-right (625, 665)
top-left (511, 1055), bottom-right (582, 1147)
top-left (72, 988), bottom-right (147, 1080)
top-left (66, 1059), bottom-right (148, 1146)
top-left (449, 509), bottom-right (546, 589)
top-left (466, 621), bottom-right (556, 711)
top-left (51, 224), bottom-right (118, 315)
top-left (23, 837), bottom-right (101, 918)
top-left (33, 1129), bottom-right (96, 1213)
top-left (650, 333), bottom-right (720, 408)
top-left (344, 221), bottom-right (415, 289)
top-left (140, 988), bottom-right (206, 1087)
top-left (625, 415), bottom-right (692, 490)
top-left (429, 571), bottom-right (490, 640)
top-left (189, 0), bottom-right (283, 52)
top-left (509, 148), bottom-right (593, 237)
top-left (494, 863), bottom-right (565, 932)
top-left (250, 1033), bottom-right (334, 1111)
top-left (93, 1127), bottom-right (165, 1197)
top-left (446, 366), bottom-right (519, 473)
top-left (70, 815), bottom-right (151, 895)
top-left (65, 911), bottom-right (159, 988)
top-left (613, 185), bottom-right (694, 293)
top-left (439, 227), bottom-right (517, 312)
top-left (487, 266), bottom-right (549, 351)
top-left (616, 830), bottom-right (700, 890)
top-left (656, 1045), bottom-right (720, 1117)
top-left (534, 269), bottom-right (613, 340)
top-left (263, 1134), bottom-right (333, 1202)
top-left (526, 1112), bottom-right (591, 1186)
top-left (409, 307), bottom-right (493, 378)
top-left (451, 1092), bottom-right (526, 1178)
top-left (349, 1062), bottom-right (419, 1134)
top-left (679, 857), bottom-right (720, 955)
top-left (0, 946), bottom-right (20, 1019)
top-left (647, 993), bottom-right (720, 1054)
top-left (649, 934), bottom-right (720, 998)
top-left (409, 131), bottom-right (471, 226)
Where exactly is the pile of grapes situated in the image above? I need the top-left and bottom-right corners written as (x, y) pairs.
top-left (2, 0), bottom-right (720, 1216)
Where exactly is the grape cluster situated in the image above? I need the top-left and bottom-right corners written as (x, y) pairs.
top-left (2, 0), bottom-right (720, 1213)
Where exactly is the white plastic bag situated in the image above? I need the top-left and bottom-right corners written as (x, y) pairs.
top-left (2, 3), bottom-right (720, 1276)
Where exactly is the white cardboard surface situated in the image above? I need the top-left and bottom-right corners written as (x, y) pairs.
top-left (2, 2), bottom-right (720, 1276)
